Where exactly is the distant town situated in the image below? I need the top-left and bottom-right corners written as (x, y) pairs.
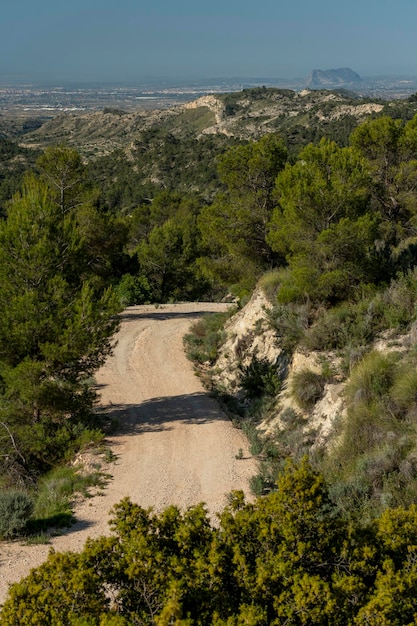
top-left (1, 73), bottom-right (417, 116)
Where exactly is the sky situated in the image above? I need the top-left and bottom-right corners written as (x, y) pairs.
top-left (1, 0), bottom-right (417, 83)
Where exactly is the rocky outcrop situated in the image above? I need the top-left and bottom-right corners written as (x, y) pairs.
top-left (182, 95), bottom-right (226, 124)
top-left (307, 68), bottom-right (363, 87)
top-left (212, 289), bottom-right (281, 393)
top-left (21, 87), bottom-right (417, 157)
top-left (211, 285), bottom-right (417, 459)
top-left (211, 289), bottom-right (346, 450)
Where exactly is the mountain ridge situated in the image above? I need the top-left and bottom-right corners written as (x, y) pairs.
top-left (19, 86), bottom-right (416, 159)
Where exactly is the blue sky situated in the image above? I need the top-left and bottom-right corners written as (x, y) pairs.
top-left (1, 0), bottom-right (417, 82)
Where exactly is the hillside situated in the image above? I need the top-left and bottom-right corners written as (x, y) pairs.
top-left (3, 89), bottom-right (417, 517)
top-left (18, 87), bottom-right (417, 158)
top-left (194, 275), bottom-right (417, 518)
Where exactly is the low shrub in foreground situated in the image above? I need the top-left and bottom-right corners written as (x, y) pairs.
top-left (0, 490), bottom-right (34, 539)
top-left (5, 461), bottom-right (417, 624)
top-left (239, 356), bottom-right (281, 399)
top-left (31, 465), bottom-right (105, 531)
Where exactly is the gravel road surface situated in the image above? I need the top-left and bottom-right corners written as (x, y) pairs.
top-left (0, 302), bottom-right (256, 604)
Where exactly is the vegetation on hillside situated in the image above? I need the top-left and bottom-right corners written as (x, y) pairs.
top-left (0, 146), bottom-right (122, 533)
top-left (183, 112), bottom-right (417, 521)
top-left (0, 137), bottom-right (38, 215)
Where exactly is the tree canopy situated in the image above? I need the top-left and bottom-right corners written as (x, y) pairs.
top-left (198, 133), bottom-right (288, 292)
top-left (0, 148), bottom-right (121, 482)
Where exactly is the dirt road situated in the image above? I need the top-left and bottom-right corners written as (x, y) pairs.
top-left (0, 303), bottom-right (256, 604)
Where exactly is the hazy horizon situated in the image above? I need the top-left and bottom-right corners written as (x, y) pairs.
top-left (2, 1), bottom-right (417, 84)
top-left (2, 71), bottom-right (417, 89)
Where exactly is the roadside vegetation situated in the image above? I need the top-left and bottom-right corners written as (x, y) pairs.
top-left (182, 109), bottom-right (417, 523)
top-left (184, 309), bottom-right (234, 366)
top-left (0, 146), bottom-right (121, 536)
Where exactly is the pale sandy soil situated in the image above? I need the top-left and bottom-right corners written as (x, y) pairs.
top-left (0, 303), bottom-right (256, 605)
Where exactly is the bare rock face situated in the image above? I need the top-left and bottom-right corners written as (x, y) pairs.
top-left (211, 289), bottom-right (347, 451)
top-left (212, 289), bottom-right (281, 393)
top-left (211, 286), bottom-right (417, 459)
top-left (307, 68), bottom-right (363, 87)
top-left (183, 95), bottom-right (226, 124)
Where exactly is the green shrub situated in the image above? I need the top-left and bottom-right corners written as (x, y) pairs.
top-left (382, 466), bottom-right (417, 509)
top-left (268, 267), bottom-right (417, 356)
top-left (324, 435), bottom-right (406, 521)
top-left (275, 265), bottom-right (322, 304)
top-left (390, 364), bottom-right (417, 415)
top-left (291, 368), bottom-right (326, 410)
top-left (301, 270), bottom-right (417, 355)
top-left (338, 401), bottom-right (397, 463)
top-left (320, 349), bottom-right (417, 517)
top-left (31, 465), bottom-right (105, 531)
top-left (267, 302), bottom-right (311, 353)
top-left (239, 356), bottom-right (281, 399)
top-left (23, 532), bottom-right (51, 545)
top-left (259, 269), bottom-right (282, 301)
top-left (326, 473), bottom-right (372, 519)
top-left (2, 400), bottom-right (105, 477)
top-left (279, 407), bottom-right (302, 427)
top-left (379, 269), bottom-right (417, 329)
top-left (249, 474), bottom-right (265, 496)
top-left (302, 299), bottom-right (379, 352)
top-left (241, 419), bottom-right (263, 456)
top-left (339, 344), bottom-right (370, 376)
top-left (0, 491), bottom-right (34, 539)
top-left (116, 274), bottom-right (152, 307)
top-left (345, 351), bottom-right (399, 406)
top-left (184, 310), bottom-right (233, 364)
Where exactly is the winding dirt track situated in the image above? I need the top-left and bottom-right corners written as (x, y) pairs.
top-left (0, 303), bottom-right (256, 604)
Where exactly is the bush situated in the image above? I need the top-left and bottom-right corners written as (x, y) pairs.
top-left (345, 351), bottom-right (398, 406)
top-left (241, 419), bottom-right (264, 456)
top-left (239, 356), bottom-right (281, 399)
top-left (275, 265), bottom-right (322, 304)
top-left (31, 465), bottom-right (105, 531)
top-left (267, 301), bottom-right (311, 353)
top-left (302, 299), bottom-right (379, 352)
top-left (116, 274), bottom-right (152, 307)
top-left (291, 368), bottom-right (326, 410)
top-left (379, 269), bottom-right (417, 329)
top-left (259, 269), bottom-right (282, 301)
top-left (184, 310), bottom-right (232, 364)
top-left (320, 349), bottom-right (417, 517)
top-left (301, 270), bottom-right (417, 355)
top-left (390, 365), bottom-right (417, 414)
top-left (249, 474), bottom-right (265, 496)
top-left (0, 491), bottom-right (34, 539)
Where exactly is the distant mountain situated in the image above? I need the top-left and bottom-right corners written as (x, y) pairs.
top-left (307, 68), bottom-right (363, 88)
